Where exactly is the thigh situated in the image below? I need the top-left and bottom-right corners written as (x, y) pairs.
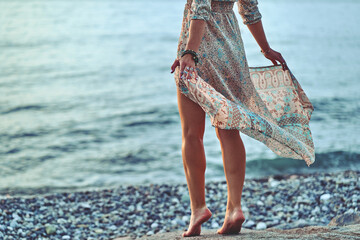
top-left (215, 128), bottom-right (240, 141)
top-left (177, 89), bottom-right (206, 137)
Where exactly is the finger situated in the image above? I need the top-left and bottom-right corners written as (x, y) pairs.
top-left (279, 58), bottom-right (287, 71)
top-left (171, 62), bottom-right (179, 73)
top-left (179, 62), bottom-right (186, 78)
top-left (276, 55), bottom-right (288, 71)
top-left (194, 70), bottom-right (198, 80)
top-left (269, 59), bottom-right (277, 65)
top-left (185, 66), bottom-right (192, 80)
top-left (282, 62), bottom-right (289, 71)
top-left (171, 63), bottom-right (176, 73)
top-left (171, 60), bottom-right (179, 73)
top-left (188, 67), bottom-right (195, 80)
top-left (182, 65), bottom-right (190, 80)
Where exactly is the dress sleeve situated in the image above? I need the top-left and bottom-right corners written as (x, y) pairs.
top-left (189, 0), bottom-right (211, 21)
top-left (237, 0), bottom-right (262, 25)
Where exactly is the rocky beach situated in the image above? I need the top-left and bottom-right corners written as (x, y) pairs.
top-left (0, 170), bottom-right (359, 239)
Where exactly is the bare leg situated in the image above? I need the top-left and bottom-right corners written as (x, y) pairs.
top-left (215, 128), bottom-right (246, 234)
top-left (177, 89), bottom-right (212, 237)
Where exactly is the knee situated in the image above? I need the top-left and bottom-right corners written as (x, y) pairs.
top-left (182, 127), bottom-right (204, 145)
top-left (215, 128), bottom-right (239, 142)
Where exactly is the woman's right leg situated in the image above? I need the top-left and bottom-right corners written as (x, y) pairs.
top-left (177, 89), bottom-right (212, 237)
top-left (215, 128), bottom-right (246, 234)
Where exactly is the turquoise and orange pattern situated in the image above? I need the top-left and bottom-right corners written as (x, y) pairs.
top-left (180, 66), bottom-right (315, 165)
top-left (174, 1), bottom-right (315, 165)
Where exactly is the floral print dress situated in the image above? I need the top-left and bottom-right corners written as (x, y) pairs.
top-left (174, 0), bottom-right (315, 165)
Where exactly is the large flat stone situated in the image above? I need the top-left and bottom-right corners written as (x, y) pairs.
top-left (117, 224), bottom-right (360, 240)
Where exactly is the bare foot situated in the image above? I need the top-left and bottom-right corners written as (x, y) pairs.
top-left (217, 208), bottom-right (245, 235)
top-left (182, 206), bottom-right (212, 237)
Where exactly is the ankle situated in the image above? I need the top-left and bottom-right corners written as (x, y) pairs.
top-left (191, 204), bottom-right (208, 212)
top-left (226, 203), bottom-right (242, 212)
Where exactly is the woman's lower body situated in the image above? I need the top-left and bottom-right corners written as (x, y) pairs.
top-left (177, 89), bottom-right (247, 236)
top-left (174, 1), bottom-right (253, 236)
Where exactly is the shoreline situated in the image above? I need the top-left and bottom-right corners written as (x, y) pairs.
top-left (0, 170), bottom-right (359, 239)
top-left (1, 169), bottom-right (356, 198)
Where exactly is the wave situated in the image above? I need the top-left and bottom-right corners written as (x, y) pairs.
top-left (1, 104), bottom-right (45, 114)
top-left (246, 151), bottom-right (360, 177)
top-left (124, 119), bottom-right (174, 127)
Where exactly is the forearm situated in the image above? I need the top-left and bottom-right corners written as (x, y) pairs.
top-left (247, 20), bottom-right (270, 52)
top-left (185, 20), bottom-right (206, 52)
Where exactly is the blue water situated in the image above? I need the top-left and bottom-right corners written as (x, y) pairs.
top-left (0, 0), bottom-right (359, 194)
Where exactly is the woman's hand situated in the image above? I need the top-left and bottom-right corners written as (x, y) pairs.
top-left (262, 48), bottom-right (288, 71)
top-left (179, 54), bottom-right (196, 79)
top-left (170, 54), bottom-right (197, 79)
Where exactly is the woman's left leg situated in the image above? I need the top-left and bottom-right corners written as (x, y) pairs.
top-left (215, 128), bottom-right (246, 234)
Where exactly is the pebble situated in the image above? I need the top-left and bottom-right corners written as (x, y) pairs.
top-left (256, 222), bottom-right (267, 230)
top-left (322, 206), bottom-right (329, 212)
top-left (320, 193), bottom-right (332, 201)
top-left (10, 219), bottom-right (18, 228)
top-left (211, 221), bottom-right (220, 228)
top-left (244, 220), bottom-right (256, 228)
top-left (0, 170), bottom-right (358, 239)
top-left (128, 205), bottom-right (135, 212)
top-left (182, 215), bottom-right (189, 222)
top-left (78, 202), bottom-right (91, 209)
top-left (45, 224), bottom-right (56, 235)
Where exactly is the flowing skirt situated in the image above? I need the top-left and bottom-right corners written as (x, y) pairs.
top-left (174, 1), bottom-right (315, 165)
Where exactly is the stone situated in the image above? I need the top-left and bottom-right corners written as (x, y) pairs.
top-left (45, 224), bottom-right (57, 235)
top-left (243, 220), bottom-right (255, 228)
top-left (320, 194), bottom-right (331, 201)
top-left (328, 212), bottom-right (360, 226)
top-left (293, 219), bottom-right (312, 228)
top-left (57, 218), bottom-right (67, 224)
top-left (138, 224), bottom-right (360, 240)
top-left (182, 215), bottom-right (189, 222)
top-left (181, 194), bottom-right (190, 203)
top-left (269, 179), bottom-right (280, 187)
top-left (109, 225), bottom-right (117, 231)
top-left (151, 223), bottom-right (159, 229)
top-left (171, 198), bottom-right (180, 204)
top-left (176, 218), bottom-right (186, 226)
top-left (10, 219), bottom-right (18, 228)
top-left (256, 222), bottom-right (267, 230)
top-left (311, 206), bottom-right (320, 215)
top-left (136, 203), bottom-right (143, 211)
top-left (146, 231), bottom-right (154, 236)
top-left (17, 228), bottom-right (25, 237)
top-left (128, 206), bottom-right (135, 212)
top-left (211, 221), bottom-right (220, 228)
top-left (62, 235), bottom-right (71, 240)
top-left (12, 213), bottom-right (21, 221)
top-left (322, 206), bottom-right (329, 212)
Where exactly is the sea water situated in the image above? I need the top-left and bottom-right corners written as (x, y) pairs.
top-left (0, 0), bottom-right (359, 194)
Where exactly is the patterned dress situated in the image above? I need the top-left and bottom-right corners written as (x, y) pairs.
top-left (174, 0), bottom-right (315, 165)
